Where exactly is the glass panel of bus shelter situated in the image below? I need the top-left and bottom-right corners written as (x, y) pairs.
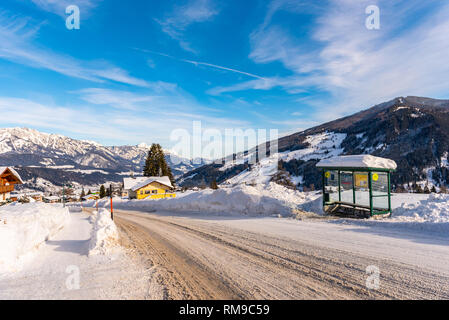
top-left (324, 170), bottom-right (339, 203)
top-left (371, 171), bottom-right (389, 210)
top-left (340, 171), bottom-right (353, 203)
top-left (354, 172), bottom-right (369, 206)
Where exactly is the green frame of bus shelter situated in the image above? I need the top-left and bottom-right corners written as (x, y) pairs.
top-left (320, 166), bottom-right (394, 216)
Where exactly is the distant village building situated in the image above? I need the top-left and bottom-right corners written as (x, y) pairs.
top-left (19, 192), bottom-right (44, 202)
top-left (83, 193), bottom-right (99, 201)
top-left (0, 167), bottom-right (23, 203)
top-left (124, 176), bottom-right (175, 200)
top-left (44, 195), bottom-right (61, 203)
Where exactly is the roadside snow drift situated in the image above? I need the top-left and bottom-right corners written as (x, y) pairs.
top-left (0, 203), bottom-right (70, 273)
top-left (392, 193), bottom-right (449, 223)
top-left (89, 183), bottom-right (323, 216)
top-left (88, 209), bottom-right (119, 256)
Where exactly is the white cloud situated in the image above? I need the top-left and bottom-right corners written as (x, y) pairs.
top-left (30, 0), bottom-right (100, 17)
top-left (156, 0), bottom-right (219, 53)
top-left (0, 14), bottom-right (149, 87)
top-left (211, 0), bottom-right (449, 122)
top-left (0, 95), bottom-right (249, 147)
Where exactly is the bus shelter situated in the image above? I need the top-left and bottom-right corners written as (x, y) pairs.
top-left (316, 155), bottom-right (396, 217)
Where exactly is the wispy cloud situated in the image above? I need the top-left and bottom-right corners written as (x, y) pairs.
top-left (30, 0), bottom-right (100, 17)
top-left (136, 48), bottom-right (264, 80)
top-left (0, 94), bottom-right (249, 146)
top-left (156, 0), bottom-right (219, 53)
top-left (0, 13), bottom-right (149, 87)
top-left (211, 0), bottom-right (449, 121)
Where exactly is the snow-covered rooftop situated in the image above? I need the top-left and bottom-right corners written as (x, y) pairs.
top-left (316, 155), bottom-right (397, 170)
top-left (0, 166), bottom-right (24, 183)
top-left (125, 176), bottom-right (173, 191)
top-left (123, 177), bottom-right (147, 190)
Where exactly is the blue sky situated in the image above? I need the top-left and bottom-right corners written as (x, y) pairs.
top-left (1, 0), bottom-right (449, 152)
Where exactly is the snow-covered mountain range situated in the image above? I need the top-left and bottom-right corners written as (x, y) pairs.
top-left (0, 128), bottom-right (205, 191)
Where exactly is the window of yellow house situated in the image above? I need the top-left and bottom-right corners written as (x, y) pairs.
top-left (152, 190), bottom-right (157, 194)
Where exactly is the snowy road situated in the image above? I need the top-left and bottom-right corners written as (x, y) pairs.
top-left (113, 209), bottom-right (449, 300)
top-left (0, 211), bottom-right (161, 300)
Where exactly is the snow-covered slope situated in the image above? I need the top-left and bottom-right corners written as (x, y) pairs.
top-left (180, 96), bottom-right (449, 191)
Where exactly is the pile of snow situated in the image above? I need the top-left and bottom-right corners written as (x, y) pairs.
top-left (0, 203), bottom-right (70, 272)
top-left (88, 183), bottom-right (323, 217)
top-left (392, 193), bottom-right (449, 223)
top-left (88, 209), bottom-right (120, 256)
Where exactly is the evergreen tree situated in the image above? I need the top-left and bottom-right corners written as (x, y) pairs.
top-left (99, 185), bottom-right (106, 198)
top-left (80, 188), bottom-right (86, 201)
top-left (143, 143), bottom-right (175, 186)
top-left (431, 185), bottom-right (437, 193)
top-left (210, 178), bottom-right (218, 190)
top-left (87, 189), bottom-right (92, 195)
top-left (415, 184), bottom-right (424, 194)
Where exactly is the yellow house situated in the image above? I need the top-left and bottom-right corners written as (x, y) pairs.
top-left (126, 176), bottom-right (176, 200)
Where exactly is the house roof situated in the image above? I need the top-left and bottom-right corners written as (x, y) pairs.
top-left (316, 155), bottom-right (397, 170)
top-left (82, 194), bottom-right (98, 200)
top-left (0, 167), bottom-right (24, 184)
top-left (129, 176), bottom-right (173, 191)
top-left (123, 177), bottom-right (147, 190)
top-left (45, 196), bottom-right (60, 200)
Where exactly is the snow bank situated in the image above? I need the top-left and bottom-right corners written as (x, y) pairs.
top-left (87, 183), bottom-right (322, 217)
top-left (88, 209), bottom-right (119, 256)
top-left (392, 193), bottom-right (449, 223)
top-left (0, 203), bottom-right (70, 273)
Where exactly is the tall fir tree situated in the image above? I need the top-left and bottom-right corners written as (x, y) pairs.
top-left (99, 185), bottom-right (106, 198)
top-left (143, 143), bottom-right (175, 186)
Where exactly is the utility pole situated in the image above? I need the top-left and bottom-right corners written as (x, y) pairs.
top-left (109, 184), bottom-right (114, 220)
